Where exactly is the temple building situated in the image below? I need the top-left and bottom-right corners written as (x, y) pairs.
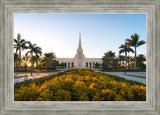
top-left (56, 33), bottom-right (102, 68)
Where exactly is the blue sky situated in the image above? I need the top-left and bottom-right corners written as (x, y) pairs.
top-left (14, 14), bottom-right (146, 58)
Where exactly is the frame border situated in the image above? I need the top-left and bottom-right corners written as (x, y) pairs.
top-left (0, 0), bottom-right (160, 115)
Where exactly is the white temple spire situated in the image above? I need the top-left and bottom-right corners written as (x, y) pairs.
top-left (78, 32), bottom-right (82, 49)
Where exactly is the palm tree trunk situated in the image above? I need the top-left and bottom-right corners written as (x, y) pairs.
top-left (134, 46), bottom-right (137, 70)
top-left (127, 57), bottom-right (129, 70)
top-left (36, 62), bottom-right (39, 70)
top-left (19, 49), bottom-right (21, 71)
top-left (128, 58), bottom-right (130, 71)
top-left (31, 52), bottom-right (33, 76)
top-left (125, 51), bottom-right (127, 75)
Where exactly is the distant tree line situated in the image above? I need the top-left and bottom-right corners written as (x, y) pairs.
top-left (14, 33), bottom-right (146, 73)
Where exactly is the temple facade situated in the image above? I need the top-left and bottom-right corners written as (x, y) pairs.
top-left (56, 33), bottom-right (102, 68)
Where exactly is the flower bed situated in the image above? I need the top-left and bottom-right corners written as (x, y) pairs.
top-left (14, 69), bottom-right (146, 101)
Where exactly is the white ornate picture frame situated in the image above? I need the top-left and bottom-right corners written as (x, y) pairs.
top-left (0, 0), bottom-right (160, 115)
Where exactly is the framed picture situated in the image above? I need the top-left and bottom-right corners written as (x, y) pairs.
top-left (0, 0), bottom-right (160, 115)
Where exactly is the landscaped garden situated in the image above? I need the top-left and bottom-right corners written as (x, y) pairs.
top-left (14, 69), bottom-right (146, 101)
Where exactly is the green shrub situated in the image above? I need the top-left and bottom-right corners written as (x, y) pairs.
top-left (54, 89), bottom-right (71, 101)
top-left (14, 84), bottom-right (40, 101)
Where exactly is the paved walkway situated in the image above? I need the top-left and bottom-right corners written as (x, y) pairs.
top-left (96, 71), bottom-right (146, 85)
top-left (14, 72), bottom-right (60, 84)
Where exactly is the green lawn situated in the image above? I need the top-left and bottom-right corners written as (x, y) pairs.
top-left (124, 74), bottom-right (146, 79)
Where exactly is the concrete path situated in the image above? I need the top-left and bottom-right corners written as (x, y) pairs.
top-left (96, 71), bottom-right (146, 85)
top-left (14, 72), bottom-right (60, 84)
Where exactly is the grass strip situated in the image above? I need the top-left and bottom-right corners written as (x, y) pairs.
top-left (14, 76), bottom-right (25, 79)
top-left (124, 74), bottom-right (146, 79)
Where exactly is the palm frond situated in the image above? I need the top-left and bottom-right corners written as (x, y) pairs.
top-left (119, 44), bottom-right (125, 48)
top-left (14, 39), bottom-right (18, 43)
top-left (119, 49), bottom-right (125, 54)
top-left (25, 51), bottom-right (31, 56)
top-left (20, 39), bottom-right (25, 44)
top-left (127, 47), bottom-right (134, 53)
top-left (137, 40), bottom-right (146, 47)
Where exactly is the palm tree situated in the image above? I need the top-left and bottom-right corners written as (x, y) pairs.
top-left (42, 52), bottom-right (56, 71)
top-left (129, 56), bottom-right (135, 69)
top-left (22, 55), bottom-right (30, 71)
top-left (30, 55), bottom-right (41, 71)
top-left (35, 56), bottom-right (42, 70)
top-left (14, 34), bottom-right (28, 71)
top-left (126, 33), bottom-right (146, 70)
top-left (119, 43), bottom-right (134, 74)
top-left (50, 60), bottom-right (59, 70)
top-left (105, 50), bottom-right (115, 57)
top-left (29, 56), bottom-right (39, 71)
top-left (102, 51), bottom-right (116, 69)
top-left (136, 54), bottom-right (146, 70)
top-left (118, 55), bottom-right (125, 68)
top-left (26, 41), bottom-right (42, 75)
top-left (127, 55), bottom-right (134, 70)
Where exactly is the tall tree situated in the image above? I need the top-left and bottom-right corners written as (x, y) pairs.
top-left (29, 56), bottom-right (39, 71)
top-left (118, 55), bottom-right (125, 68)
top-left (51, 60), bottom-right (59, 70)
top-left (119, 43), bottom-right (134, 74)
top-left (128, 56), bottom-right (135, 70)
top-left (26, 42), bottom-right (42, 75)
top-left (42, 52), bottom-right (56, 71)
top-left (126, 33), bottom-right (146, 70)
top-left (102, 50), bottom-right (116, 69)
top-left (35, 56), bottom-right (42, 70)
top-left (14, 34), bottom-right (28, 71)
top-left (136, 54), bottom-right (146, 70)
top-left (22, 55), bottom-right (30, 71)
top-left (105, 50), bottom-right (115, 57)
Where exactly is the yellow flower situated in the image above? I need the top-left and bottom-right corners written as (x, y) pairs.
top-left (89, 83), bottom-right (94, 89)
